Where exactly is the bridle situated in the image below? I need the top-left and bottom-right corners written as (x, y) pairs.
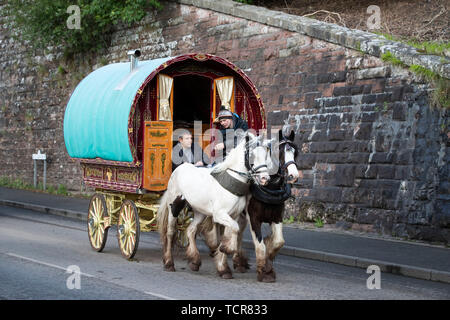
top-left (269, 139), bottom-right (298, 180)
top-left (279, 141), bottom-right (297, 173)
top-left (249, 138), bottom-right (298, 204)
top-left (227, 135), bottom-right (268, 181)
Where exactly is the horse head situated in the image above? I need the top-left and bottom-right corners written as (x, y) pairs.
top-left (278, 129), bottom-right (299, 183)
top-left (244, 132), bottom-right (270, 186)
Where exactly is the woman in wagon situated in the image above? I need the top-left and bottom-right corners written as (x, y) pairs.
top-left (172, 129), bottom-right (210, 171)
top-left (213, 106), bottom-right (249, 162)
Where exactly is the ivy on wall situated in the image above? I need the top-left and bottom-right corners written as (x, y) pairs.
top-left (3, 0), bottom-right (162, 58)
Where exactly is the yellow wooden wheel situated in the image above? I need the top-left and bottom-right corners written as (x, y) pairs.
top-left (117, 199), bottom-right (140, 259)
top-left (87, 194), bottom-right (109, 252)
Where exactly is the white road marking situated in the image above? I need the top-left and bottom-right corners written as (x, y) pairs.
top-left (3, 252), bottom-right (95, 278)
top-left (2, 252), bottom-right (178, 300)
top-left (144, 291), bottom-right (176, 300)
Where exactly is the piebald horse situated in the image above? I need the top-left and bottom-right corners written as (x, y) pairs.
top-left (205, 129), bottom-right (299, 282)
top-left (246, 129), bottom-right (299, 282)
top-left (157, 132), bottom-right (271, 277)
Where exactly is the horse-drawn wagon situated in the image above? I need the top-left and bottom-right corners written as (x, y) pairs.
top-left (63, 52), bottom-right (266, 259)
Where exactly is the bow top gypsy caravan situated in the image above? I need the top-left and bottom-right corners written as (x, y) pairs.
top-left (64, 52), bottom-right (266, 259)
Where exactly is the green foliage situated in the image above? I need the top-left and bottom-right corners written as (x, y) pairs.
top-left (409, 64), bottom-right (437, 80)
top-left (381, 51), bottom-right (406, 67)
top-left (57, 65), bottom-right (67, 75)
top-left (405, 39), bottom-right (449, 57)
top-left (57, 184), bottom-right (69, 196)
top-left (0, 176), bottom-right (71, 195)
top-left (433, 78), bottom-right (450, 109)
top-left (408, 65), bottom-right (449, 109)
top-left (376, 32), bottom-right (450, 57)
top-left (283, 215), bottom-right (296, 224)
top-left (3, 0), bottom-right (162, 57)
top-left (0, 177), bottom-right (34, 190)
top-left (381, 51), bottom-right (449, 109)
top-left (314, 217), bottom-right (324, 228)
top-left (47, 184), bottom-right (56, 194)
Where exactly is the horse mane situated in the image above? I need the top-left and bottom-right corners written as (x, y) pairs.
top-left (211, 132), bottom-right (256, 174)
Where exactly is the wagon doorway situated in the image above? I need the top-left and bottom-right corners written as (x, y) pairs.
top-left (172, 74), bottom-right (212, 152)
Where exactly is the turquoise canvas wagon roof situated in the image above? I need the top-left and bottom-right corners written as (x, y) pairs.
top-left (64, 53), bottom-right (266, 164)
top-left (63, 57), bottom-right (171, 162)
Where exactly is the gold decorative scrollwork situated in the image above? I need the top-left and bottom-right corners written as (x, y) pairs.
top-left (106, 168), bottom-right (113, 181)
top-left (117, 170), bottom-right (137, 183)
top-left (193, 54), bottom-right (208, 61)
top-left (161, 153), bottom-right (166, 175)
top-left (150, 130), bottom-right (167, 138)
top-left (150, 153), bottom-right (155, 175)
top-left (86, 167), bottom-right (103, 178)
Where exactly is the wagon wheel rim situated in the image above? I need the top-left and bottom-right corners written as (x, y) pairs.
top-left (87, 194), bottom-right (109, 252)
top-left (117, 200), bottom-right (140, 259)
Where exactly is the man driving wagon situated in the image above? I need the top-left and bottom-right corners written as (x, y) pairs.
top-left (213, 106), bottom-right (249, 162)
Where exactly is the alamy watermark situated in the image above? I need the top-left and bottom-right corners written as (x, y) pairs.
top-left (66, 265), bottom-right (81, 290)
top-left (66, 5), bottom-right (81, 30)
top-left (366, 265), bottom-right (381, 289)
top-left (171, 122), bottom-right (284, 175)
top-left (366, 5), bottom-right (381, 30)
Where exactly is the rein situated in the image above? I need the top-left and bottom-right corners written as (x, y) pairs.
top-left (281, 160), bottom-right (296, 172)
top-left (227, 138), bottom-right (268, 181)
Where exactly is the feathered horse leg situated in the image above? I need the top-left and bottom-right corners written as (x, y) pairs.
top-left (232, 211), bottom-right (250, 273)
top-left (185, 211), bottom-right (205, 271)
top-left (157, 190), bottom-right (177, 272)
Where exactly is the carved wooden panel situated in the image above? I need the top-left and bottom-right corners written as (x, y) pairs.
top-left (143, 121), bottom-right (173, 191)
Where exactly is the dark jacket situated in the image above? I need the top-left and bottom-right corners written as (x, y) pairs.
top-left (218, 113), bottom-right (249, 158)
top-left (172, 142), bottom-right (210, 171)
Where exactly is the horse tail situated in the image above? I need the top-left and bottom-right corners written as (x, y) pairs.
top-left (157, 190), bottom-right (171, 247)
top-left (198, 216), bottom-right (214, 235)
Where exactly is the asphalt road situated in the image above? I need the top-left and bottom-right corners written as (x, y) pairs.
top-left (1, 205), bottom-right (449, 300)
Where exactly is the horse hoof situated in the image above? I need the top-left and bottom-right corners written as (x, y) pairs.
top-left (257, 272), bottom-right (264, 282)
top-left (220, 272), bottom-right (233, 279)
top-left (257, 270), bottom-right (276, 282)
top-left (189, 261), bottom-right (201, 272)
top-left (234, 259), bottom-right (250, 272)
top-left (262, 276), bottom-right (276, 283)
top-left (234, 265), bottom-right (248, 273)
top-left (258, 269), bottom-right (276, 282)
top-left (164, 264), bottom-right (176, 272)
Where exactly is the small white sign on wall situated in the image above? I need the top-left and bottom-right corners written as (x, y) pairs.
top-left (32, 150), bottom-right (46, 160)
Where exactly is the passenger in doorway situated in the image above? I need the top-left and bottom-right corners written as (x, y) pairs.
top-left (172, 130), bottom-right (210, 171)
top-left (214, 106), bottom-right (249, 160)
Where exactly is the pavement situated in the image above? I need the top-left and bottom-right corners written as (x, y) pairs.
top-left (1, 186), bottom-right (450, 285)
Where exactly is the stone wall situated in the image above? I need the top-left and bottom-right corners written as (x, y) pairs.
top-left (0, 0), bottom-right (448, 242)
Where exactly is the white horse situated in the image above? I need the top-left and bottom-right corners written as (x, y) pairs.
top-left (157, 132), bottom-right (271, 278)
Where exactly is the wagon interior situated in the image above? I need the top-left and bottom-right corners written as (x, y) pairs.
top-left (133, 58), bottom-right (264, 165)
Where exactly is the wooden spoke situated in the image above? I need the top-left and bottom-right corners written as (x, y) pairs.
top-left (87, 193), bottom-right (109, 252)
top-left (117, 199), bottom-right (140, 260)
